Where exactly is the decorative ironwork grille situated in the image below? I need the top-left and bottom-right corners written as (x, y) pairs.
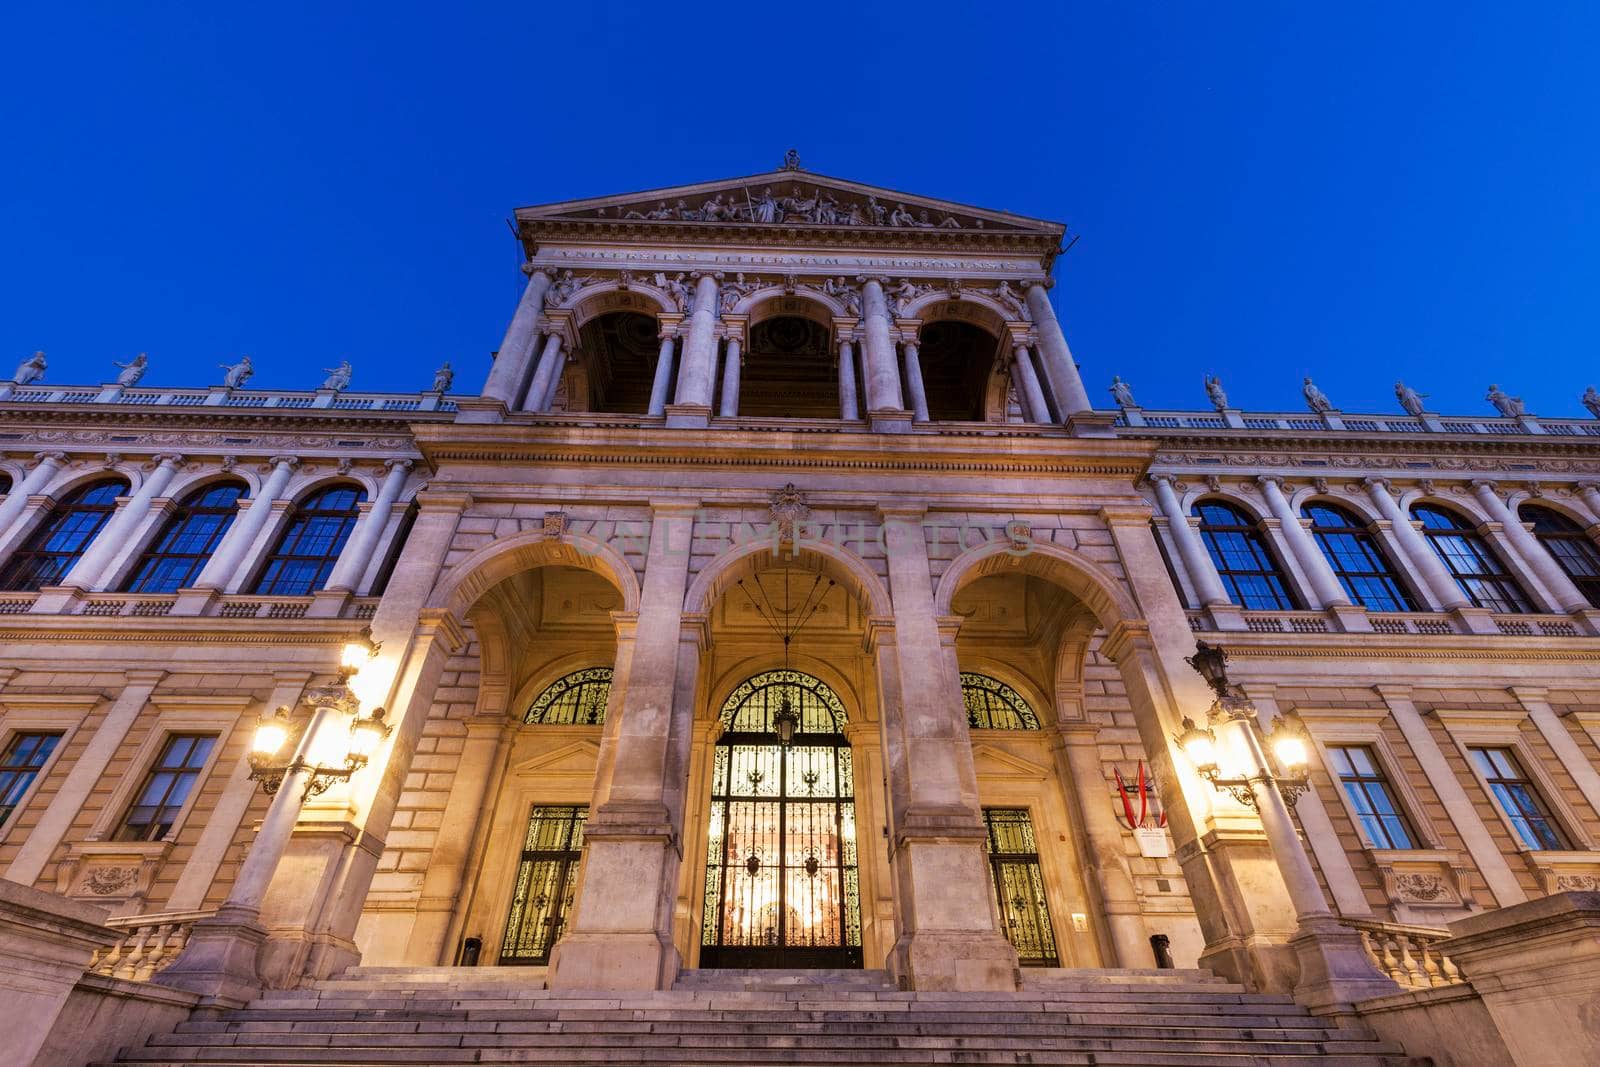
top-left (701, 670), bottom-right (861, 969)
top-left (499, 805), bottom-right (586, 964)
top-left (982, 808), bottom-right (1060, 966)
top-left (960, 672), bottom-right (1040, 730)
top-left (524, 667), bottom-right (613, 725)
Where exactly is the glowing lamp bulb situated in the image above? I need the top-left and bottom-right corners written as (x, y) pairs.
top-left (1272, 733), bottom-right (1309, 771)
top-left (252, 713), bottom-right (290, 759)
top-left (1176, 717), bottom-right (1219, 777)
top-left (346, 708), bottom-right (390, 766)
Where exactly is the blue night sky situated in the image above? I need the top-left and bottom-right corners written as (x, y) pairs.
top-left (3, 3), bottom-right (1597, 419)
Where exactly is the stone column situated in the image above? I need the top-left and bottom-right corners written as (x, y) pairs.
top-left (1257, 477), bottom-right (1348, 609)
top-left (521, 332), bottom-right (564, 413)
top-left (837, 339), bottom-right (860, 420)
top-left (1012, 344), bottom-right (1051, 424)
top-left (1472, 481), bottom-right (1590, 613)
top-left (718, 336), bottom-right (742, 417)
top-left (1023, 282), bottom-right (1092, 420)
top-left (647, 333), bottom-right (676, 417)
top-left (669, 274), bottom-right (720, 419)
top-left (1363, 478), bottom-right (1469, 609)
top-left (323, 459), bottom-right (413, 594)
top-left (182, 456), bottom-right (299, 600)
top-left (1579, 482), bottom-right (1600, 525)
top-left (901, 341), bottom-right (929, 422)
top-left (0, 450), bottom-right (67, 538)
top-left (55, 453), bottom-right (184, 592)
top-left (550, 501), bottom-right (697, 990)
top-left (1148, 475), bottom-right (1230, 607)
top-left (859, 280), bottom-right (907, 421)
top-left (878, 507), bottom-right (1020, 990)
top-left (480, 268), bottom-right (552, 409)
top-left (1052, 722), bottom-right (1152, 967)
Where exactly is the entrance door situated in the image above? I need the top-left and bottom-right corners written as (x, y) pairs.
top-left (498, 804), bottom-right (586, 965)
top-left (701, 670), bottom-right (862, 968)
top-left (982, 808), bottom-right (1060, 966)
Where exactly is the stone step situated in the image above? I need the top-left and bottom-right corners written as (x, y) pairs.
top-left (252, 986), bottom-right (1285, 1006)
top-left (105, 1053), bottom-right (1402, 1066)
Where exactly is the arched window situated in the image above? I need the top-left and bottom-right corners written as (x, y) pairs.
top-left (250, 484), bottom-right (365, 596)
top-left (1518, 505), bottom-right (1600, 609)
top-left (524, 667), bottom-right (613, 725)
top-left (960, 673), bottom-right (1040, 730)
top-left (1412, 504), bottom-right (1531, 614)
top-left (1303, 503), bottom-right (1417, 612)
top-left (1194, 500), bottom-right (1300, 610)
top-left (0, 478), bottom-right (127, 592)
top-left (718, 669), bottom-right (848, 732)
top-left (122, 481), bottom-right (248, 593)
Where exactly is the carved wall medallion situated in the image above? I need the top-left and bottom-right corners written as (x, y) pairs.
top-left (769, 483), bottom-right (810, 543)
top-left (82, 865), bottom-right (139, 896)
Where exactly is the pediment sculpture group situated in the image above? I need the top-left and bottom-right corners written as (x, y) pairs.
top-left (1105, 369), bottom-right (1600, 421)
top-left (607, 185), bottom-right (981, 230)
top-left (541, 269), bottom-right (1031, 323)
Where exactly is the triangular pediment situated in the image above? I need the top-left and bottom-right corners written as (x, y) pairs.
top-left (970, 743), bottom-right (1052, 781)
top-left (516, 167), bottom-right (1064, 237)
top-left (512, 739), bottom-right (601, 777)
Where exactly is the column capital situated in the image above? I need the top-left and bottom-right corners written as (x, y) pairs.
top-left (382, 458), bottom-right (415, 474)
top-left (1097, 504), bottom-right (1155, 526)
top-left (1362, 476), bottom-right (1392, 493)
top-left (414, 489), bottom-right (473, 514)
top-left (1371, 683), bottom-right (1414, 703)
top-left (1577, 481), bottom-right (1600, 493)
top-left (1469, 478), bottom-right (1500, 493)
top-left (1256, 474), bottom-right (1286, 489)
top-left (1507, 685), bottom-right (1551, 704)
top-left (265, 455), bottom-right (301, 470)
top-left (32, 450), bottom-right (68, 465)
top-left (1145, 472), bottom-right (1175, 488)
top-left (149, 452), bottom-right (186, 469)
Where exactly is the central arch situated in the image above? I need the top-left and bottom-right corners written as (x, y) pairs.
top-left (699, 669), bottom-right (863, 969)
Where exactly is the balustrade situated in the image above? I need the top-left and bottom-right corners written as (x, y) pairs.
top-left (89, 909), bottom-right (214, 982)
top-left (1342, 918), bottom-right (1464, 990)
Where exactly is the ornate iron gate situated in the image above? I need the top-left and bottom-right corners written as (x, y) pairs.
top-left (499, 804), bottom-right (586, 965)
top-left (982, 807), bottom-right (1060, 966)
top-left (701, 671), bottom-right (862, 968)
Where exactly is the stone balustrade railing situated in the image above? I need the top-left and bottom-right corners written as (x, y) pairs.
top-left (0, 382), bottom-right (458, 413)
top-left (1118, 407), bottom-right (1600, 437)
top-left (88, 909), bottom-right (214, 982)
top-left (1342, 918), bottom-right (1464, 990)
top-left (1188, 608), bottom-right (1590, 638)
top-left (0, 592), bottom-right (379, 620)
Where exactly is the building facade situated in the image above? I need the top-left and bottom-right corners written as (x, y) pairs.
top-left (2, 163), bottom-right (1599, 1038)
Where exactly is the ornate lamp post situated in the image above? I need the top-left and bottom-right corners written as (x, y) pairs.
top-left (160, 630), bottom-right (391, 1004)
top-left (1173, 640), bottom-right (1398, 1011)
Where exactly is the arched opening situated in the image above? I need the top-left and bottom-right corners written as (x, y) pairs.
top-left (1193, 499), bottom-right (1301, 610)
top-left (250, 483), bottom-right (366, 596)
top-left (737, 307), bottom-right (839, 419)
top-left (1518, 504), bottom-right (1600, 608)
top-left (700, 669), bottom-right (861, 969)
top-left (571, 310), bottom-right (660, 414)
top-left (1302, 501), bottom-right (1417, 612)
top-left (1411, 503), bottom-right (1532, 613)
top-left (122, 480), bottom-right (248, 593)
top-left (0, 477), bottom-right (128, 592)
top-left (919, 320), bottom-right (1002, 421)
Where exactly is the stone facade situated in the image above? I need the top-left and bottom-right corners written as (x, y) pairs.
top-left (1, 164), bottom-right (1599, 1058)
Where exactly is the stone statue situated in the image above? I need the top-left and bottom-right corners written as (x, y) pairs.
top-left (939, 214), bottom-right (962, 229)
top-left (890, 279), bottom-right (925, 316)
top-left (11, 350), bottom-right (46, 385)
top-left (1302, 376), bottom-right (1334, 414)
top-left (719, 273), bottom-right (760, 313)
top-left (113, 352), bottom-right (148, 387)
top-left (782, 148), bottom-right (801, 171)
top-left (1485, 383), bottom-right (1525, 418)
top-left (1204, 374), bottom-right (1229, 412)
top-left (673, 199), bottom-right (697, 221)
top-left (1395, 380), bottom-right (1427, 417)
top-left (701, 194), bottom-right (728, 221)
top-left (782, 186), bottom-right (818, 222)
top-left (822, 277), bottom-right (861, 316)
top-left (992, 280), bottom-right (1027, 319)
top-left (814, 192), bottom-right (839, 225)
top-left (545, 269), bottom-right (589, 308)
top-left (1109, 376), bottom-right (1137, 408)
top-left (866, 196), bottom-right (886, 226)
top-left (916, 210), bottom-right (935, 228)
top-left (321, 360), bottom-right (353, 392)
top-left (219, 355), bottom-right (253, 389)
top-left (431, 361), bottom-right (454, 393)
top-left (751, 187), bottom-right (779, 224)
top-left (663, 273), bottom-right (690, 313)
top-left (840, 201), bottom-right (866, 226)
top-left (1583, 386), bottom-right (1600, 419)
top-left (888, 203), bottom-right (916, 227)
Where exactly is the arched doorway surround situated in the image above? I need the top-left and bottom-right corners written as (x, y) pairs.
top-left (699, 669), bottom-right (863, 969)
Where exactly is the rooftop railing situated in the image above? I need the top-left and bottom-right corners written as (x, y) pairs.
top-left (0, 382), bottom-right (458, 413)
top-left (1117, 407), bottom-right (1600, 438)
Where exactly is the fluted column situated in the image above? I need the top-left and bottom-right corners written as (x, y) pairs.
top-left (1012, 344), bottom-right (1051, 423)
top-left (522, 332), bottom-right (565, 413)
top-left (324, 459), bottom-right (413, 594)
top-left (0, 451), bottom-right (67, 536)
top-left (1149, 475), bottom-right (1230, 606)
top-left (901, 341), bottom-right (929, 422)
top-left (59, 453), bottom-right (185, 591)
top-left (671, 274), bottom-right (720, 410)
top-left (1363, 478), bottom-right (1469, 609)
top-left (1471, 480), bottom-right (1589, 613)
top-left (718, 337), bottom-right (742, 417)
top-left (481, 268), bottom-right (552, 408)
top-left (190, 456), bottom-right (299, 592)
top-left (859, 279), bottom-right (905, 413)
top-left (647, 333), bottom-right (676, 417)
top-left (837, 340), bottom-right (859, 420)
top-left (1258, 476), bottom-right (1348, 608)
top-left (1024, 282), bottom-right (1092, 420)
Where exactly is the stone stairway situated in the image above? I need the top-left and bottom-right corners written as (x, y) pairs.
top-left (97, 967), bottom-right (1412, 1066)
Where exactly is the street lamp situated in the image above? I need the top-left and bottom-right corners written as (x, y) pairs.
top-left (772, 692), bottom-right (800, 747)
top-left (1172, 641), bottom-right (1309, 808)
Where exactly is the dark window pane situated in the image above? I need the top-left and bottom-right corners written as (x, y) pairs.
top-left (114, 734), bottom-right (216, 842)
top-left (1469, 746), bottom-right (1569, 851)
top-left (249, 484), bottom-right (366, 595)
top-left (1305, 504), bottom-right (1417, 612)
top-left (1519, 505), bottom-right (1600, 609)
top-left (1329, 744), bottom-right (1418, 850)
top-left (0, 732), bottom-right (61, 827)
top-left (123, 482), bottom-right (246, 593)
top-left (0, 479), bottom-right (128, 592)
top-left (1412, 505), bottom-right (1532, 613)
top-left (1194, 501), bottom-right (1299, 610)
